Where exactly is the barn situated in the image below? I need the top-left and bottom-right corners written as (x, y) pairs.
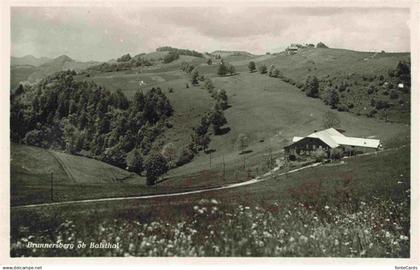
top-left (285, 44), bottom-right (299, 55)
top-left (284, 128), bottom-right (382, 159)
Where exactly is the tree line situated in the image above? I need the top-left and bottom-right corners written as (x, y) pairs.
top-left (156, 46), bottom-right (204, 58)
top-left (11, 70), bottom-right (174, 185)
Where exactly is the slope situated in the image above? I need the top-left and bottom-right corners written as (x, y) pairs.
top-left (11, 144), bottom-right (145, 205)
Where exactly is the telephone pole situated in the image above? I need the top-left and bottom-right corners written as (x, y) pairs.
top-left (209, 151), bottom-right (212, 168)
top-left (222, 154), bottom-right (225, 181)
top-left (50, 171), bottom-right (54, 202)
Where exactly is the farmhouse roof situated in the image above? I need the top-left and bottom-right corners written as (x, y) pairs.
top-left (289, 128), bottom-right (380, 149)
top-left (330, 136), bottom-right (381, 148)
top-left (287, 45), bottom-right (299, 50)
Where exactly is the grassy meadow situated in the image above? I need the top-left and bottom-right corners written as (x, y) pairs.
top-left (11, 145), bottom-right (410, 257)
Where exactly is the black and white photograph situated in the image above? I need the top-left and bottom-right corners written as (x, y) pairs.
top-left (1, 0), bottom-right (419, 266)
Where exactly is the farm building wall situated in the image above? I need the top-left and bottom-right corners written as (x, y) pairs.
top-left (284, 137), bottom-right (331, 158)
top-left (340, 145), bottom-right (378, 156)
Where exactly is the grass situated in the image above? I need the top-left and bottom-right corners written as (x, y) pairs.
top-left (50, 150), bottom-right (138, 184)
top-left (11, 142), bottom-right (271, 206)
top-left (10, 146), bottom-right (410, 257)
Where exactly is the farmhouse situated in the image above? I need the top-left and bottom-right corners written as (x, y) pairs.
top-left (284, 128), bottom-right (382, 159)
top-left (285, 44), bottom-right (299, 55)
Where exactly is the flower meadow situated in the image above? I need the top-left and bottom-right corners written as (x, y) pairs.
top-left (11, 195), bottom-right (409, 257)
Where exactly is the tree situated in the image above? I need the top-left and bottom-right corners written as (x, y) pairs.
top-left (145, 152), bottom-right (169, 185)
top-left (161, 142), bottom-right (177, 168)
top-left (215, 89), bottom-right (228, 110)
top-left (304, 76), bottom-right (320, 98)
top-left (217, 62), bottom-right (228, 76)
top-left (271, 68), bottom-right (280, 78)
top-left (102, 144), bottom-right (127, 169)
top-left (204, 78), bottom-right (215, 92)
top-left (268, 65), bottom-right (280, 77)
top-left (163, 51), bottom-right (179, 63)
top-left (312, 148), bottom-right (326, 162)
top-left (316, 42), bottom-right (328, 48)
top-left (191, 69), bottom-right (199, 85)
top-left (324, 89), bottom-right (339, 109)
top-left (117, 53), bottom-right (131, 62)
top-left (258, 64), bottom-right (267, 74)
top-left (129, 149), bottom-right (144, 174)
top-left (236, 133), bottom-right (249, 154)
top-left (268, 65), bottom-right (275, 77)
top-left (248, 61), bottom-right (256, 72)
top-left (193, 133), bottom-right (210, 151)
top-left (322, 111), bottom-right (341, 129)
top-left (207, 58), bottom-right (212, 65)
top-left (195, 114), bottom-right (210, 136)
top-left (210, 109), bottom-right (227, 134)
top-left (227, 64), bottom-right (236, 75)
top-left (176, 145), bottom-right (195, 166)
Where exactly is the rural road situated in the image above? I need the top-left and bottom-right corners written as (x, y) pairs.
top-left (11, 161), bottom-right (322, 210)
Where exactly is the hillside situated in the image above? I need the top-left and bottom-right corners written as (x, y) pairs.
top-left (10, 55), bottom-right (100, 89)
top-left (11, 144), bottom-right (145, 205)
top-left (228, 48), bottom-right (411, 123)
top-left (71, 48), bottom-right (410, 179)
top-left (11, 55), bottom-right (52, 66)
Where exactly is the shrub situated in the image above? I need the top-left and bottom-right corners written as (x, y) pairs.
top-left (316, 42), bottom-right (328, 48)
top-left (248, 61), bottom-right (256, 72)
top-left (145, 152), bottom-right (168, 185)
top-left (367, 109), bottom-right (377, 118)
top-left (304, 76), bottom-right (320, 98)
top-left (176, 145), bottom-right (195, 166)
top-left (390, 91), bottom-right (399, 99)
top-left (312, 148), bottom-right (327, 162)
top-left (217, 62), bottom-right (228, 76)
top-left (161, 143), bottom-right (177, 168)
top-left (117, 53), bottom-right (131, 62)
top-left (330, 148), bottom-right (343, 159)
top-left (375, 100), bottom-right (390, 110)
top-left (128, 149), bottom-right (144, 174)
top-left (163, 51), bottom-right (179, 63)
top-left (258, 65), bottom-right (267, 74)
top-left (337, 104), bottom-right (348, 112)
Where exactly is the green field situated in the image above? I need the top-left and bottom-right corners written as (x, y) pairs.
top-left (11, 145), bottom-right (410, 257)
top-left (11, 143), bottom-right (263, 206)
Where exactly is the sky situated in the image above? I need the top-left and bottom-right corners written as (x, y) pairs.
top-left (11, 6), bottom-right (411, 62)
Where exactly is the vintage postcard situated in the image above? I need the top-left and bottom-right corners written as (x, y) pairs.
top-left (0, 0), bottom-right (419, 267)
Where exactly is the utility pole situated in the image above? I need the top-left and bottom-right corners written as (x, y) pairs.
top-left (50, 171), bottom-right (54, 202)
top-left (222, 154), bottom-right (225, 181)
top-left (209, 151), bottom-right (212, 168)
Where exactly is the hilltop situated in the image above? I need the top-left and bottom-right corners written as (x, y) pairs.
top-left (10, 54), bottom-right (100, 89)
top-left (11, 55), bottom-right (52, 66)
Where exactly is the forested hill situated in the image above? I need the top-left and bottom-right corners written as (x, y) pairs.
top-left (11, 70), bottom-right (173, 178)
